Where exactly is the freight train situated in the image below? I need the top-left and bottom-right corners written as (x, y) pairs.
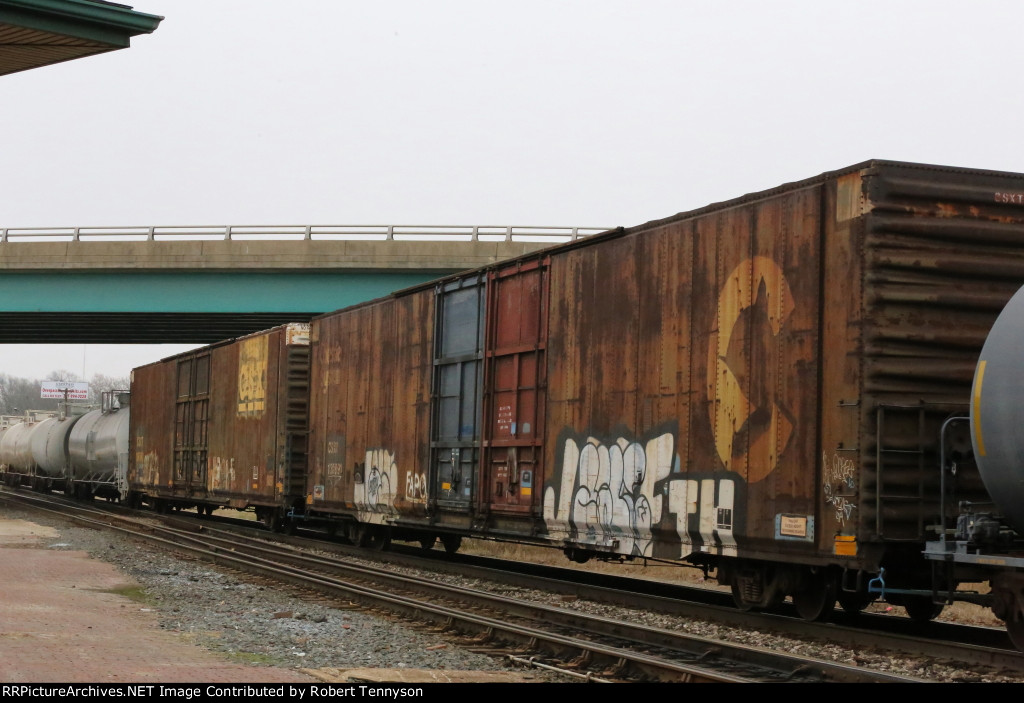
top-left (6, 159), bottom-right (1024, 647)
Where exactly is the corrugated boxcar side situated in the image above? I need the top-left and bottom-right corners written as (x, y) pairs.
top-left (542, 182), bottom-right (825, 562)
top-left (834, 164), bottom-right (1024, 556)
top-left (307, 288), bottom-right (434, 524)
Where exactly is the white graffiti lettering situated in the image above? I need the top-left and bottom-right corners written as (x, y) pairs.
top-left (543, 433), bottom-right (673, 556)
top-left (354, 448), bottom-right (398, 524)
top-left (823, 451), bottom-right (857, 526)
top-left (405, 470), bottom-right (428, 503)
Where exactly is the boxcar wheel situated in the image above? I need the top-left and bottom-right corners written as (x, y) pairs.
top-left (903, 596), bottom-right (943, 622)
top-left (1007, 619), bottom-right (1024, 651)
top-left (440, 535), bottom-right (462, 554)
top-left (792, 570), bottom-right (837, 622)
top-left (419, 536), bottom-right (437, 551)
top-left (837, 590), bottom-right (874, 615)
top-left (730, 580), bottom-right (755, 612)
top-left (356, 526), bottom-right (391, 551)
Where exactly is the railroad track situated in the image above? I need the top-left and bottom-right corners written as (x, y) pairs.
top-left (182, 511), bottom-right (1024, 673)
top-left (1, 488), bottom-right (929, 683)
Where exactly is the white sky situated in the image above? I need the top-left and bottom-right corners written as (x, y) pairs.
top-left (3, 0), bottom-right (1024, 380)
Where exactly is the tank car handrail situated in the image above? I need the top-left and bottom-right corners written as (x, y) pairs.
top-left (938, 416), bottom-right (971, 548)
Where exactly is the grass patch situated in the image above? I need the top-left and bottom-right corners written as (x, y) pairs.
top-left (223, 651), bottom-right (275, 666)
top-left (100, 584), bottom-right (154, 604)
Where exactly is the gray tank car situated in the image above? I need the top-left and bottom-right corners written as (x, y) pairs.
top-left (29, 411), bottom-right (88, 488)
top-left (67, 391), bottom-right (130, 499)
top-left (0, 420), bottom-right (34, 473)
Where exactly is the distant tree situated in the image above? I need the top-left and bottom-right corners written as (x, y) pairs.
top-left (45, 369), bottom-right (82, 382)
top-left (0, 373), bottom-right (57, 415)
top-left (88, 373), bottom-right (131, 404)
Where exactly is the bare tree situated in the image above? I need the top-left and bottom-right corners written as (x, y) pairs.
top-left (88, 373), bottom-right (131, 404)
top-left (0, 374), bottom-right (57, 415)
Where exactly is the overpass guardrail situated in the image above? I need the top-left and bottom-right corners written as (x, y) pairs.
top-left (0, 225), bottom-right (612, 244)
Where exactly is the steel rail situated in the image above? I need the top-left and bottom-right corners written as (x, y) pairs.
top-left (158, 523), bottom-right (923, 684)
top-left (0, 490), bottom-right (921, 683)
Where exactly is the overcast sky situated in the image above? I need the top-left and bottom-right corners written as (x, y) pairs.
top-left (4, 0), bottom-right (1024, 380)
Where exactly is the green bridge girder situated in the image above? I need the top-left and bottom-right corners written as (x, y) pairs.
top-left (0, 270), bottom-right (454, 343)
top-left (0, 234), bottom-right (588, 343)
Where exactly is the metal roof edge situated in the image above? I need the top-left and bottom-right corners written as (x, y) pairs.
top-left (0, 0), bottom-right (163, 46)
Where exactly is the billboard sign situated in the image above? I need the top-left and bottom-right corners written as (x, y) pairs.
top-left (40, 381), bottom-right (89, 400)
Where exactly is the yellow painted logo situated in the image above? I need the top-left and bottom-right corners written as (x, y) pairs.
top-left (707, 256), bottom-right (795, 483)
top-left (238, 335), bottom-right (268, 416)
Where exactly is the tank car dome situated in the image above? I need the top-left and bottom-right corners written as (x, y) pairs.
top-left (972, 283), bottom-right (1024, 532)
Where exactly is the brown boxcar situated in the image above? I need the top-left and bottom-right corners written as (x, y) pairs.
top-left (129, 323), bottom-right (310, 525)
top-left (535, 160), bottom-right (1024, 617)
top-left (304, 287), bottom-right (437, 546)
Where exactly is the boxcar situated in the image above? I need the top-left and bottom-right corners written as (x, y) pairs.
top-left (303, 160), bottom-right (1024, 621)
top-left (129, 323), bottom-right (310, 525)
top-left (304, 285), bottom-right (440, 546)
top-left (542, 161), bottom-right (1024, 618)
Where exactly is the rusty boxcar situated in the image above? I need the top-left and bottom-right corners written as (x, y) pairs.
top-left (128, 323), bottom-right (311, 525)
top-left (298, 160), bottom-right (1024, 625)
top-left (536, 160), bottom-right (1024, 621)
top-left (304, 285), bottom-right (440, 546)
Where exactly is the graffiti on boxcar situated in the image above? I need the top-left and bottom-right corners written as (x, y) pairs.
top-left (209, 456), bottom-right (236, 491)
top-left (667, 476), bottom-right (738, 557)
top-left (354, 448), bottom-right (398, 524)
top-left (325, 436), bottom-right (345, 488)
top-left (405, 470), bottom-right (428, 503)
top-left (544, 427), bottom-right (743, 559)
top-left (823, 451), bottom-right (857, 526)
top-left (237, 335), bottom-right (268, 417)
top-left (708, 256), bottom-right (796, 483)
top-left (543, 431), bottom-right (675, 556)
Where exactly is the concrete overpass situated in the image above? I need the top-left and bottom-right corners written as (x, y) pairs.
top-left (0, 225), bottom-right (609, 343)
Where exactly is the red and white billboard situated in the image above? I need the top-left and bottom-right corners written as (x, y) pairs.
top-left (40, 381), bottom-right (89, 400)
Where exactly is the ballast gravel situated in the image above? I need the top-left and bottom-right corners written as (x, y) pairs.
top-left (7, 505), bottom-right (1024, 684)
top-left (1, 506), bottom-right (569, 683)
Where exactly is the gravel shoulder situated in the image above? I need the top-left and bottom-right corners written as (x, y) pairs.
top-left (0, 505), bottom-right (571, 683)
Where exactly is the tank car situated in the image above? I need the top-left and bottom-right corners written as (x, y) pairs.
top-left (923, 282), bottom-right (1024, 648)
top-left (30, 408), bottom-right (89, 492)
top-left (128, 323), bottom-right (310, 525)
top-left (67, 391), bottom-right (130, 500)
top-left (0, 418), bottom-right (36, 480)
top-left (0, 410), bottom-right (59, 489)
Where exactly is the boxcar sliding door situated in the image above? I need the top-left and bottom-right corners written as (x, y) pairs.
top-left (430, 274), bottom-right (485, 512)
top-left (173, 353), bottom-right (210, 492)
top-left (481, 258), bottom-right (548, 515)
